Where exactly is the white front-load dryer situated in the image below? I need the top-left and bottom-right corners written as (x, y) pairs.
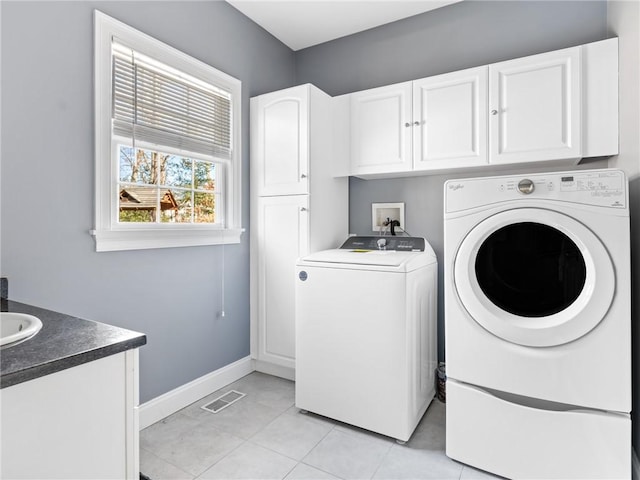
top-left (444, 169), bottom-right (631, 479)
top-left (295, 236), bottom-right (438, 442)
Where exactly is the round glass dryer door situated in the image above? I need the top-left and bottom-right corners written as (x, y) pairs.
top-left (454, 208), bottom-right (614, 347)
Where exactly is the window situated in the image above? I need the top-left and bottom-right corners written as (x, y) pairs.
top-left (93, 11), bottom-right (242, 251)
top-left (116, 145), bottom-right (220, 224)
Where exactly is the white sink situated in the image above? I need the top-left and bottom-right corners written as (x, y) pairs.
top-left (0, 312), bottom-right (43, 347)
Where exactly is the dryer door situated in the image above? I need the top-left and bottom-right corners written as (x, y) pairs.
top-left (454, 208), bottom-right (614, 347)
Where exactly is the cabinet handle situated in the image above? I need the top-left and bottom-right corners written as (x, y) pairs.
top-left (413, 121), bottom-right (420, 126)
top-left (491, 109), bottom-right (498, 115)
top-left (301, 174), bottom-right (307, 179)
top-left (404, 122), bottom-right (411, 127)
top-left (300, 207), bottom-right (307, 212)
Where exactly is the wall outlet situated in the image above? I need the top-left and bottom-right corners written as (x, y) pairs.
top-left (372, 203), bottom-right (405, 233)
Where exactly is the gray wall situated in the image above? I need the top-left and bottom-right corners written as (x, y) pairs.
top-left (0, 0), bottom-right (295, 402)
top-left (295, 0), bottom-right (609, 97)
top-left (296, 0), bottom-right (610, 363)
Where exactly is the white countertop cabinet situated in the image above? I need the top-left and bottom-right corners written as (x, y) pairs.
top-left (1, 350), bottom-right (140, 479)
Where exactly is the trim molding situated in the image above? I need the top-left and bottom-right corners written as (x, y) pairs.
top-left (138, 356), bottom-right (253, 429)
top-left (253, 359), bottom-right (295, 381)
top-left (633, 448), bottom-right (639, 480)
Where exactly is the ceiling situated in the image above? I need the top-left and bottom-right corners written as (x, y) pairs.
top-left (225, 1), bottom-right (462, 51)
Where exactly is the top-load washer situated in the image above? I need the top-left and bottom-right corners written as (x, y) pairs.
top-left (444, 169), bottom-right (631, 479)
top-left (295, 236), bottom-right (438, 442)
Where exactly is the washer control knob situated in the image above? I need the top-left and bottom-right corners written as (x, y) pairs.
top-left (518, 179), bottom-right (535, 194)
top-left (376, 238), bottom-right (387, 250)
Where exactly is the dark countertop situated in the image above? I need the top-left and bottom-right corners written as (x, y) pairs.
top-left (1, 299), bottom-right (146, 389)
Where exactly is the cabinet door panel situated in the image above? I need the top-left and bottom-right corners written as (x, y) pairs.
top-left (490, 47), bottom-right (581, 164)
top-left (256, 88), bottom-right (309, 196)
top-left (1, 353), bottom-right (131, 478)
top-left (257, 195), bottom-right (309, 366)
top-left (350, 83), bottom-right (412, 175)
top-left (413, 66), bottom-right (488, 170)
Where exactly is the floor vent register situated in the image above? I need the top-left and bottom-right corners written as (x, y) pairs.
top-left (201, 390), bottom-right (246, 413)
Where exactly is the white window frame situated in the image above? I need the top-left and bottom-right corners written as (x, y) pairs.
top-left (93, 10), bottom-right (243, 252)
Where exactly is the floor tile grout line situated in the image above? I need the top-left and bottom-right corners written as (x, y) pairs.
top-left (247, 407), bottom-right (338, 464)
top-left (190, 378), bottom-right (298, 477)
top-left (297, 419), bottom-right (337, 464)
top-left (298, 459), bottom-right (347, 480)
top-left (140, 446), bottom-right (195, 479)
top-left (367, 436), bottom-right (395, 480)
top-left (332, 422), bottom-right (396, 448)
top-left (250, 404), bottom-right (397, 479)
top-left (299, 425), bottom-right (393, 480)
top-left (195, 437), bottom-right (251, 480)
top-left (142, 427), bottom-right (219, 480)
top-left (280, 458), bottom-right (299, 480)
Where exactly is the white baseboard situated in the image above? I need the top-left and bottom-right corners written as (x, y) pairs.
top-left (633, 448), bottom-right (639, 480)
top-left (253, 359), bottom-right (295, 381)
top-left (138, 356), bottom-right (253, 429)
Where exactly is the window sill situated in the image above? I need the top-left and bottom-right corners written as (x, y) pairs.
top-left (91, 227), bottom-right (244, 252)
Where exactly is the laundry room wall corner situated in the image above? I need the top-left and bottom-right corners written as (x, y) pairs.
top-left (629, 176), bottom-right (640, 465)
top-left (607, 0), bottom-right (640, 461)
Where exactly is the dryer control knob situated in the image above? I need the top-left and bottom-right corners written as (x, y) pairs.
top-left (377, 238), bottom-right (387, 249)
top-left (518, 179), bottom-right (535, 194)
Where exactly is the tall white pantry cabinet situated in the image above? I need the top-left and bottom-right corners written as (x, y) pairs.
top-left (250, 84), bottom-right (348, 379)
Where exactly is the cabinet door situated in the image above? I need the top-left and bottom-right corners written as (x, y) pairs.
top-left (413, 66), bottom-right (488, 171)
top-left (489, 47), bottom-right (581, 164)
top-left (253, 86), bottom-right (309, 196)
top-left (1, 353), bottom-right (134, 479)
top-left (350, 82), bottom-right (413, 175)
top-left (256, 195), bottom-right (309, 368)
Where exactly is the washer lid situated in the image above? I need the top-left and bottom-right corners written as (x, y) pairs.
top-left (300, 249), bottom-right (436, 271)
top-left (304, 249), bottom-right (406, 266)
top-left (299, 236), bottom-right (437, 271)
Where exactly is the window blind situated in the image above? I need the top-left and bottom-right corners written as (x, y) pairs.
top-left (112, 41), bottom-right (232, 160)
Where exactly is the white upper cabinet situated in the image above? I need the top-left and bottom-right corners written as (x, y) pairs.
top-left (350, 83), bottom-right (413, 175)
top-left (253, 87), bottom-right (309, 196)
top-left (350, 68), bottom-right (488, 176)
top-left (581, 38), bottom-right (618, 158)
top-left (489, 47), bottom-right (581, 164)
top-left (413, 66), bottom-right (488, 171)
top-left (343, 38), bottom-right (617, 179)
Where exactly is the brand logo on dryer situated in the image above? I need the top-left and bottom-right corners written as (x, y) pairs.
top-left (448, 183), bottom-right (464, 191)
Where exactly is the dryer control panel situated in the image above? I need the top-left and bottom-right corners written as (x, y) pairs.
top-left (340, 236), bottom-right (426, 252)
top-left (445, 169), bottom-right (627, 213)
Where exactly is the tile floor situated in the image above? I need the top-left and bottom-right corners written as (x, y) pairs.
top-left (140, 372), bottom-right (502, 480)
